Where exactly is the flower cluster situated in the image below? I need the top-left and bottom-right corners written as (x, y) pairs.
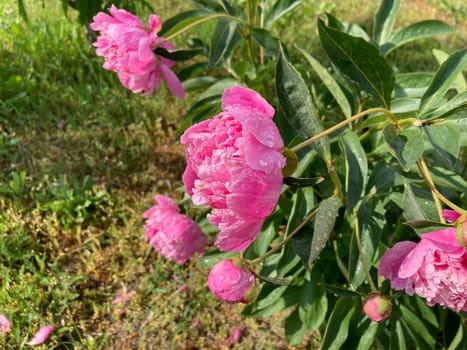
top-left (144, 195), bottom-right (207, 264)
top-left (91, 5), bottom-right (184, 98)
top-left (379, 211), bottom-right (467, 312)
top-left (181, 86), bottom-right (286, 252)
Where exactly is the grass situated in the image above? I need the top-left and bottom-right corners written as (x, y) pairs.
top-left (0, 0), bottom-right (465, 349)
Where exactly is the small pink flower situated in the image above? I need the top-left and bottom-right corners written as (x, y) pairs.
top-left (0, 314), bottom-right (10, 335)
top-left (379, 225), bottom-right (467, 312)
top-left (362, 293), bottom-right (392, 322)
top-left (207, 259), bottom-right (257, 303)
top-left (227, 325), bottom-right (243, 347)
top-left (90, 5), bottom-right (184, 98)
top-left (27, 324), bottom-right (55, 346)
top-left (181, 86), bottom-right (286, 251)
top-left (144, 195), bottom-right (207, 264)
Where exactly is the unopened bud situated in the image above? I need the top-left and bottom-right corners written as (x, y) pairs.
top-left (363, 292), bottom-right (392, 322)
top-left (208, 258), bottom-right (258, 303)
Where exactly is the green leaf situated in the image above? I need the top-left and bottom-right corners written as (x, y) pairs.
top-left (257, 274), bottom-right (292, 286)
top-left (322, 297), bottom-right (356, 350)
top-left (249, 215), bottom-right (282, 257)
top-left (190, 0), bottom-right (225, 13)
top-left (73, 0), bottom-right (102, 24)
top-left (159, 10), bottom-right (213, 37)
top-left (199, 250), bottom-right (238, 269)
top-left (154, 47), bottom-right (204, 62)
top-left (399, 303), bottom-right (437, 349)
top-left (401, 179), bottom-right (429, 221)
top-left (424, 124), bottom-right (461, 170)
top-left (433, 49), bottom-right (467, 93)
top-left (419, 48), bottom-right (467, 115)
top-left (419, 91), bottom-right (467, 121)
top-left (405, 220), bottom-right (453, 235)
top-left (374, 0), bottom-right (400, 44)
top-left (320, 284), bottom-right (364, 297)
top-left (242, 285), bottom-right (300, 318)
top-left (382, 20), bottom-right (455, 55)
top-left (283, 176), bottom-right (326, 187)
top-left (298, 271), bottom-right (327, 332)
top-left (298, 47), bottom-right (352, 119)
top-left (308, 196), bottom-right (341, 266)
top-left (390, 97), bottom-right (420, 117)
top-left (318, 18), bottom-right (394, 108)
top-left (390, 311), bottom-right (407, 350)
top-left (394, 72), bottom-right (433, 98)
top-left (285, 308), bottom-right (306, 345)
top-left (251, 28), bottom-right (280, 58)
top-left (209, 18), bottom-right (239, 67)
top-left (448, 322), bottom-right (467, 350)
top-left (348, 197), bottom-right (385, 289)
top-left (17, 0), bottom-right (29, 21)
top-left (264, 0), bottom-right (304, 28)
top-left (176, 95), bottom-right (222, 139)
top-left (275, 45), bottom-right (331, 162)
top-left (383, 124), bottom-right (424, 171)
top-left (342, 129), bottom-right (368, 211)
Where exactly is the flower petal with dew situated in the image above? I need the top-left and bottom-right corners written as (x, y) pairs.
top-left (181, 86), bottom-right (285, 251)
top-left (27, 324), bottom-right (55, 346)
top-left (208, 258), bottom-right (257, 303)
top-left (379, 221), bottom-right (467, 312)
top-left (0, 314), bottom-right (10, 335)
top-left (143, 194), bottom-right (207, 264)
top-left (90, 5), bottom-right (184, 98)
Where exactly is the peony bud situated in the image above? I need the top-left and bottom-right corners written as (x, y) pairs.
top-left (208, 258), bottom-right (258, 303)
top-left (362, 292), bottom-right (392, 322)
top-left (457, 220), bottom-right (467, 248)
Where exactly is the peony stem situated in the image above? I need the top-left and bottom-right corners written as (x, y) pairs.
top-left (354, 210), bottom-right (377, 291)
top-left (417, 158), bottom-right (467, 215)
top-left (250, 208), bottom-right (318, 265)
top-left (290, 108), bottom-right (392, 153)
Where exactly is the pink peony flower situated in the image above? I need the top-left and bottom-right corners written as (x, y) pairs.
top-left (144, 195), bottom-right (207, 264)
top-left (0, 314), bottom-right (10, 335)
top-left (362, 293), bottom-right (392, 322)
top-left (90, 5), bottom-right (185, 98)
top-left (379, 223), bottom-right (467, 312)
top-left (27, 324), bottom-right (55, 346)
top-left (207, 259), bottom-right (257, 303)
top-left (181, 86), bottom-right (286, 251)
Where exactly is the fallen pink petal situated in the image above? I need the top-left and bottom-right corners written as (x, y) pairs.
top-left (227, 325), bottom-right (243, 347)
top-left (0, 314), bottom-right (11, 335)
top-left (27, 324), bottom-right (55, 346)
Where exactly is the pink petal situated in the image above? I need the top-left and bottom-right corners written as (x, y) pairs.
top-left (0, 314), bottom-right (10, 335)
top-left (227, 325), bottom-right (243, 346)
top-left (442, 210), bottom-right (461, 223)
top-left (27, 324), bottom-right (55, 346)
top-left (222, 86), bottom-right (275, 119)
top-left (379, 241), bottom-right (416, 289)
top-left (161, 64), bottom-right (185, 99)
top-left (243, 132), bottom-right (285, 174)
